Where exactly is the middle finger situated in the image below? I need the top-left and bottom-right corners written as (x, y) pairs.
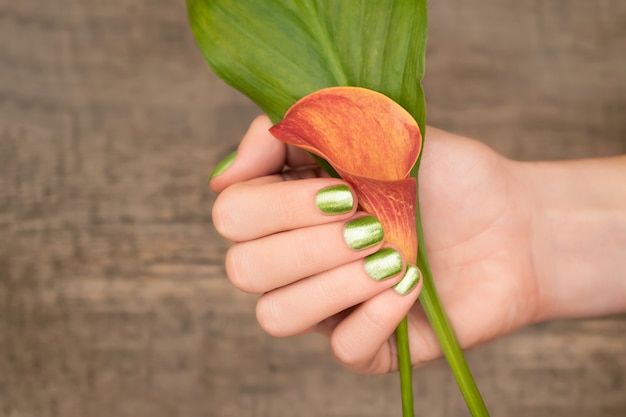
top-left (225, 213), bottom-right (385, 293)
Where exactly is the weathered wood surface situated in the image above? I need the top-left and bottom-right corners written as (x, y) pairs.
top-left (1, 1), bottom-right (625, 416)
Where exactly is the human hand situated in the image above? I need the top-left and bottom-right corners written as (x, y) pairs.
top-left (210, 115), bottom-right (625, 374)
top-left (210, 115), bottom-right (423, 374)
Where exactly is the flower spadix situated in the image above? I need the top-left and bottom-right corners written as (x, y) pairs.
top-left (269, 87), bottom-right (422, 263)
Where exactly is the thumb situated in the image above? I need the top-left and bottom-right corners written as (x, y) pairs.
top-left (209, 115), bottom-right (286, 193)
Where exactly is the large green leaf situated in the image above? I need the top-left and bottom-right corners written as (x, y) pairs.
top-left (187, 0), bottom-right (427, 135)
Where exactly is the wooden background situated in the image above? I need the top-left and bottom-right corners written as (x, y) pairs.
top-left (1, 1), bottom-right (625, 416)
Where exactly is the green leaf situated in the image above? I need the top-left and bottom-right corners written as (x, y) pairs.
top-left (187, 0), bottom-right (427, 136)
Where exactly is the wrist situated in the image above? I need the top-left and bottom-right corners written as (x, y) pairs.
top-left (521, 156), bottom-right (626, 322)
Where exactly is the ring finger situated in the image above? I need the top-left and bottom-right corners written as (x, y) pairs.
top-left (255, 245), bottom-right (408, 337)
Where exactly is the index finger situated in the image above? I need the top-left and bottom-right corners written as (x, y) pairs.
top-left (212, 177), bottom-right (357, 242)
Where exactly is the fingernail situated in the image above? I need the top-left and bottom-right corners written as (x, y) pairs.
top-left (316, 185), bottom-right (354, 215)
top-left (393, 265), bottom-right (421, 295)
top-left (364, 248), bottom-right (403, 281)
top-left (343, 216), bottom-right (384, 250)
top-left (209, 150), bottom-right (237, 180)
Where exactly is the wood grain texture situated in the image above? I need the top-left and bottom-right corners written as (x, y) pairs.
top-left (0, 1), bottom-right (624, 416)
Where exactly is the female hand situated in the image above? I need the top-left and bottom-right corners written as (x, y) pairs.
top-left (210, 115), bottom-right (626, 373)
top-left (211, 115), bottom-right (423, 373)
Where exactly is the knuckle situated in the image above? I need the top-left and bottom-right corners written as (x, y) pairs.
top-left (360, 304), bottom-right (387, 333)
top-left (273, 190), bottom-right (295, 223)
top-left (329, 305), bottom-right (391, 372)
top-left (212, 195), bottom-right (233, 239)
top-left (363, 349), bottom-right (392, 375)
top-left (293, 231), bottom-right (319, 269)
top-left (313, 270), bottom-right (345, 304)
top-left (256, 296), bottom-right (289, 338)
top-left (212, 184), bottom-right (245, 241)
top-left (225, 244), bottom-right (256, 293)
top-left (330, 332), bottom-right (366, 369)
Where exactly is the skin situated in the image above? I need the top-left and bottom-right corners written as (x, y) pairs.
top-left (210, 115), bottom-right (626, 374)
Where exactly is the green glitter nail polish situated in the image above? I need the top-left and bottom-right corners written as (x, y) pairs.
top-left (343, 216), bottom-right (384, 250)
top-left (209, 150), bottom-right (237, 180)
top-left (393, 265), bottom-right (421, 295)
top-left (364, 248), bottom-right (403, 281)
top-left (316, 185), bottom-right (354, 215)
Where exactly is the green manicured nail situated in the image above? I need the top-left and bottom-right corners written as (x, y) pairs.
top-left (343, 216), bottom-right (384, 250)
top-left (316, 185), bottom-right (354, 215)
top-left (393, 265), bottom-right (421, 295)
top-left (364, 248), bottom-right (403, 281)
top-left (209, 150), bottom-right (237, 180)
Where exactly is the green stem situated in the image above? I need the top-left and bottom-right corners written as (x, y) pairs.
top-left (413, 185), bottom-right (490, 416)
top-left (313, 152), bottom-right (487, 416)
top-left (395, 317), bottom-right (414, 417)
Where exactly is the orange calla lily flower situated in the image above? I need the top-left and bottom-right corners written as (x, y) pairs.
top-left (269, 86), bottom-right (422, 263)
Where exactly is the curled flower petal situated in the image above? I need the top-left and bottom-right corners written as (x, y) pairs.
top-left (269, 87), bottom-right (422, 263)
top-left (270, 87), bottom-right (421, 179)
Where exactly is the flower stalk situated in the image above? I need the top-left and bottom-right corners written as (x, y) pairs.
top-left (395, 317), bottom-right (414, 417)
top-left (271, 86), bottom-right (489, 417)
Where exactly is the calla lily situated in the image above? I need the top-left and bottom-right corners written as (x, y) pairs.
top-left (269, 87), bottom-right (421, 263)
top-left (189, 2), bottom-right (489, 415)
